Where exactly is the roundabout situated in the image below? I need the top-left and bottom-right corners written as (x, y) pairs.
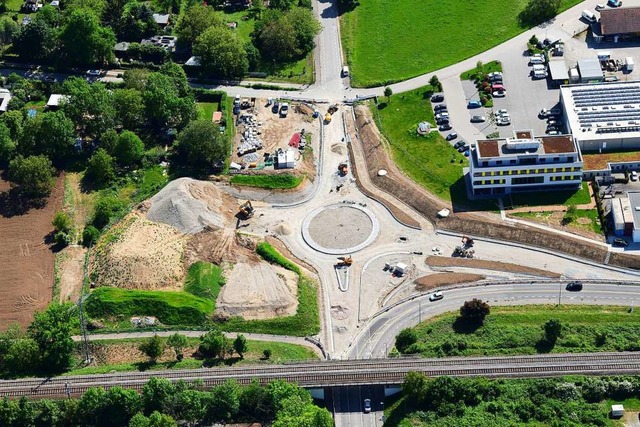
top-left (301, 204), bottom-right (380, 255)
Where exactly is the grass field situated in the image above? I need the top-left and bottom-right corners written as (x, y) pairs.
top-left (184, 261), bottom-right (225, 301)
top-left (512, 208), bottom-right (602, 234)
top-left (230, 174), bottom-right (304, 189)
top-left (371, 86), bottom-right (468, 201)
top-left (69, 338), bottom-right (317, 375)
top-left (404, 305), bottom-right (640, 358)
top-left (460, 60), bottom-right (503, 81)
top-left (507, 182), bottom-right (592, 208)
top-left (196, 102), bottom-right (220, 121)
top-left (340, 0), bottom-right (582, 87)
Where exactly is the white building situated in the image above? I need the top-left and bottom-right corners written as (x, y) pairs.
top-left (275, 149), bottom-right (295, 169)
top-left (469, 130), bottom-right (583, 197)
top-left (613, 192), bottom-right (640, 242)
top-left (0, 89), bottom-right (11, 113)
top-left (560, 81), bottom-right (640, 152)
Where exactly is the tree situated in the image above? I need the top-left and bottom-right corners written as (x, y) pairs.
top-left (0, 121), bottom-right (14, 167)
top-left (92, 194), bottom-right (127, 229)
top-left (60, 9), bottom-right (115, 65)
top-left (105, 386), bottom-right (142, 426)
top-left (129, 411), bottom-right (178, 427)
top-left (543, 319), bottom-right (562, 345)
top-left (1, 110), bottom-right (24, 141)
top-left (395, 328), bottom-right (417, 353)
top-left (114, 131), bottom-right (145, 166)
top-left (13, 17), bottom-right (57, 61)
top-left (167, 333), bottom-right (188, 361)
top-left (194, 27), bottom-right (248, 78)
top-left (233, 334), bottom-right (248, 358)
top-left (562, 204), bottom-right (577, 225)
top-left (4, 338), bottom-right (40, 374)
top-left (459, 299), bottom-right (491, 324)
top-left (272, 396), bottom-right (333, 427)
top-left (113, 89), bottom-right (145, 130)
top-left (286, 7), bottom-right (320, 53)
top-left (263, 349), bottom-right (272, 359)
top-left (199, 329), bottom-right (229, 359)
top-left (403, 371), bottom-right (429, 404)
top-left (429, 75), bottom-right (442, 91)
top-left (19, 111), bottom-right (76, 165)
top-left (141, 378), bottom-right (175, 415)
top-left (384, 86), bottom-right (393, 102)
top-left (86, 148), bottom-right (116, 187)
top-left (518, 0), bottom-right (561, 26)
top-left (175, 4), bottom-right (224, 47)
top-left (255, 8), bottom-right (320, 62)
top-left (175, 120), bottom-right (229, 173)
top-left (139, 334), bottom-right (166, 363)
top-left (76, 387), bottom-right (107, 426)
top-left (62, 77), bottom-right (115, 137)
top-left (0, 18), bottom-right (18, 51)
top-left (118, 1), bottom-right (159, 42)
top-left (143, 72), bottom-right (195, 130)
top-left (207, 380), bottom-right (240, 422)
top-left (52, 211), bottom-right (72, 234)
top-left (8, 155), bottom-right (55, 197)
top-left (82, 225), bottom-right (100, 247)
top-left (123, 68), bottom-right (151, 91)
top-left (269, 0), bottom-right (297, 10)
top-left (28, 303), bottom-right (74, 373)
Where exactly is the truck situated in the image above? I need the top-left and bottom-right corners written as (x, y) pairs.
top-left (626, 57), bottom-right (634, 71)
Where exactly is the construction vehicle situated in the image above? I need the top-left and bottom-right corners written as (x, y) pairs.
top-left (238, 201), bottom-right (255, 219)
top-left (461, 235), bottom-right (475, 247)
top-left (324, 113), bottom-right (332, 124)
top-left (336, 256), bottom-right (353, 266)
top-left (338, 163), bottom-right (348, 176)
top-left (452, 246), bottom-right (475, 258)
top-left (324, 104), bottom-right (339, 124)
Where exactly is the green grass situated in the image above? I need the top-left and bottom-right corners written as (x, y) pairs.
top-left (460, 60), bottom-right (503, 81)
top-left (230, 174), bottom-right (304, 189)
top-left (512, 208), bottom-right (602, 234)
top-left (68, 338), bottom-right (317, 375)
top-left (196, 102), bottom-right (220, 121)
top-left (85, 287), bottom-right (214, 325)
top-left (371, 87), bottom-right (467, 202)
top-left (184, 261), bottom-right (225, 301)
top-left (340, 0), bottom-right (582, 87)
top-left (405, 305), bottom-right (640, 358)
top-left (507, 182), bottom-right (592, 208)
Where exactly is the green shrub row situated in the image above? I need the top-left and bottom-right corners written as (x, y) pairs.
top-left (230, 174), bottom-right (303, 189)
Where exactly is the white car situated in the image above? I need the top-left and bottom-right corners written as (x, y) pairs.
top-left (595, 3), bottom-right (606, 10)
top-left (86, 69), bottom-right (102, 77)
top-left (631, 171), bottom-right (639, 181)
top-left (429, 291), bottom-right (444, 301)
top-left (497, 118), bottom-right (511, 126)
top-left (496, 109), bottom-right (508, 116)
top-left (493, 90), bottom-right (506, 97)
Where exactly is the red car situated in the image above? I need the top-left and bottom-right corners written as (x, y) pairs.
top-left (491, 83), bottom-right (506, 91)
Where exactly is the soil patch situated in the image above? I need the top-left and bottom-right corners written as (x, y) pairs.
top-left (216, 261), bottom-right (298, 320)
top-left (330, 305), bottom-right (350, 320)
top-left (307, 206), bottom-right (373, 249)
top-left (349, 105), bottom-right (611, 266)
top-left (0, 174), bottom-right (63, 329)
top-left (426, 256), bottom-right (562, 278)
top-left (59, 245), bottom-right (86, 302)
top-left (414, 272), bottom-right (485, 291)
top-left (90, 213), bottom-right (187, 290)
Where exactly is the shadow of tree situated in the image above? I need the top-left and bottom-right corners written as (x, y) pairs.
top-left (452, 317), bottom-right (483, 334)
top-left (535, 338), bottom-right (555, 353)
top-left (0, 188), bottom-right (47, 218)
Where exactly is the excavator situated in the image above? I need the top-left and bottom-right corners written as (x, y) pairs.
top-left (336, 256), bottom-right (353, 267)
top-left (238, 200), bottom-right (255, 219)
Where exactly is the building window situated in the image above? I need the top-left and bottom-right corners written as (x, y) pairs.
top-left (482, 161), bottom-right (488, 167)
top-left (496, 160), bottom-right (503, 165)
top-left (510, 160), bottom-right (516, 164)
top-left (553, 157), bottom-right (559, 162)
top-left (512, 176), bottom-right (544, 185)
top-left (568, 157), bottom-right (574, 162)
top-left (540, 158), bottom-right (546, 163)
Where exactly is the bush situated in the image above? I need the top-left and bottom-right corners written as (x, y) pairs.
top-left (396, 328), bottom-right (418, 353)
top-left (82, 225), bottom-right (100, 247)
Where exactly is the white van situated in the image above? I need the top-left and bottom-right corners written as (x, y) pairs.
top-left (532, 64), bottom-right (546, 72)
top-left (530, 56), bottom-right (546, 65)
top-left (533, 70), bottom-right (548, 79)
top-left (582, 10), bottom-right (597, 23)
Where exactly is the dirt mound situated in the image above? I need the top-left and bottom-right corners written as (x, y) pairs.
top-left (331, 144), bottom-right (346, 155)
top-left (330, 305), bottom-right (350, 320)
top-left (426, 256), bottom-right (561, 278)
top-left (414, 272), bottom-right (485, 291)
top-left (90, 213), bottom-right (187, 290)
top-left (216, 261), bottom-right (298, 320)
top-left (274, 222), bottom-right (292, 236)
top-left (147, 178), bottom-right (226, 234)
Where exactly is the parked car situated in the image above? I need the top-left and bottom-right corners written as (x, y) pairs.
top-left (608, 0), bottom-right (622, 7)
top-left (434, 104), bottom-right (447, 111)
top-left (497, 117), bottom-right (511, 126)
top-left (546, 130), bottom-right (560, 135)
top-left (496, 109), bottom-right (508, 116)
top-left (493, 90), bottom-right (506, 97)
top-left (457, 146), bottom-right (466, 152)
top-left (539, 108), bottom-right (561, 118)
top-left (553, 44), bottom-right (565, 56)
top-left (467, 100), bottom-right (482, 108)
top-left (436, 118), bottom-right (449, 125)
top-left (470, 115), bottom-right (486, 123)
top-left (429, 291), bottom-right (443, 301)
top-left (487, 72), bottom-right (503, 79)
top-left (363, 399), bottom-right (371, 413)
top-left (272, 101), bottom-right (280, 113)
top-left (431, 94), bottom-right (444, 102)
top-left (86, 69), bottom-right (102, 77)
top-left (439, 123), bottom-right (452, 131)
top-left (530, 55), bottom-right (546, 65)
top-left (232, 104), bottom-right (240, 115)
top-left (547, 120), bottom-right (559, 126)
top-left (454, 141), bottom-right (465, 149)
top-left (631, 170), bottom-right (639, 181)
top-left (446, 132), bottom-right (458, 141)
top-left (464, 150), bottom-right (470, 157)
top-left (613, 237), bottom-right (630, 247)
top-left (566, 281), bottom-right (583, 292)
top-left (279, 103), bottom-right (289, 117)
top-left (435, 112), bottom-right (449, 120)
top-left (491, 83), bottom-right (506, 91)
top-left (595, 3), bottom-right (606, 10)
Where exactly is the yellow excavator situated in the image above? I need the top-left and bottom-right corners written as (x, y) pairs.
top-left (239, 200), bottom-right (255, 219)
top-left (336, 256), bottom-right (353, 266)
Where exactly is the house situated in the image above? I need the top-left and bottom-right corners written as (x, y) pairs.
top-left (46, 94), bottom-right (69, 110)
top-left (141, 35), bottom-right (176, 52)
top-left (468, 130), bottom-right (583, 197)
top-left (0, 89), bottom-right (11, 113)
top-left (152, 13), bottom-right (171, 28)
top-left (225, 0), bottom-right (252, 8)
top-left (113, 41), bottom-right (130, 57)
top-left (600, 7), bottom-right (640, 36)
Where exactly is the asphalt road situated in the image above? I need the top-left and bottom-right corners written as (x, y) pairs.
top-left (347, 281), bottom-right (640, 359)
top-left (331, 385), bottom-right (385, 427)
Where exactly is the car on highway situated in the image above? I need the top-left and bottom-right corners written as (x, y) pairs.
top-left (492, 90), bottom-right (506, 97)
top-left (429, 291), bottom-right (443, 301)
top-left (431, 94), bottom-right (444, 102)
top-left (363, 399), bottom-right (371, 413)
top-left (613, 238), bottom-right (630, 247)
top-left (467, 100), bottom-right (482, 109)
top-left (566, 281), bottom-right (583, 292)
top-left (446, 132), bottom-right (458, 141)
top-left (438, 123), bottom-right (452, 131)
top-left (470, 115), bottom-right (486, 123)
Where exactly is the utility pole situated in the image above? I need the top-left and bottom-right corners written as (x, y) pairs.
top-left (419, 300), bottom-right (422, 323)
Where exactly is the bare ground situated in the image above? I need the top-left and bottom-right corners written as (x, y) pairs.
top-left (58, 245), bottom-right (86, 302)
top-left (426, 256), bottom-right (562, 278)
top-left (507, 211), bottom-right (604, 242)
top-left (0, 174), bottom-right (64, 329)
top-left (414, 272), bottom-right (486, 291)
top-left (349, 105), bottom-right (612, 266)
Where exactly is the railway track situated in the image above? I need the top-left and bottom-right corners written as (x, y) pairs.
top-left (2, 352), bottom-right (640, 399)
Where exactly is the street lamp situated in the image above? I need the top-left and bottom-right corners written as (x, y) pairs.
top-left (558, 282), bottom-right (562, 306)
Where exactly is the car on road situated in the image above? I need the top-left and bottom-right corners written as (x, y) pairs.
top-left (631, 171), bottom-right (639, 181)
top-left (454, 140), bottom-right (465, 149)
top-left (467, 100), bottom-right (482, 108)
top-left (438, 123), bottom-right (452, 131)
top-left (363, 399), bottom-right (371, 413)
top-left (446, 132), bottom-right (458, 141)
top-left (431, 94), bottom-right (444, 102)
top-left (470, 115), bottom-right (486, 123)
top-left (613, 237), bottom-right (630, 247)
top-left (566, 281), bottom-right (583, 292)
top-left (429, 291), bottom-right (444, 301)
top-left (493, 90), bottom-right (506, 97)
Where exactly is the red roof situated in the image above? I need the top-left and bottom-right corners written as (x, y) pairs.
top-left (600, 7), bottom-right (640, 35)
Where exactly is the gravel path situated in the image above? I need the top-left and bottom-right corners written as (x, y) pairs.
top-left (308, 206), bottom-right (373, 249)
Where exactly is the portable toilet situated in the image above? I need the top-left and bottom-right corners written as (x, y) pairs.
top-left (611, 404), bottom-right (624, 418)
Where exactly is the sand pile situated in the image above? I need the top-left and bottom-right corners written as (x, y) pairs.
top-left (147, 178), bottom-right (226, 234)
top-left (274, 222), bottom-right (292, 236)
top-left (216, 262), bottom-right (298, 320)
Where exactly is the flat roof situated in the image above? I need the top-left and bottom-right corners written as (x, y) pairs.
top-left (46, 94), bottom-right (69, 107)
top-left (577, 58), bottom-right (603, 80)
top-left (629, 192), bottom-right (640, 229)
top-left (548, 61), bottom-right (569, 81)
top-left (561, 81), bottom-right (640, 142)
top-left (476, 131), bottom-right (578, 159)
